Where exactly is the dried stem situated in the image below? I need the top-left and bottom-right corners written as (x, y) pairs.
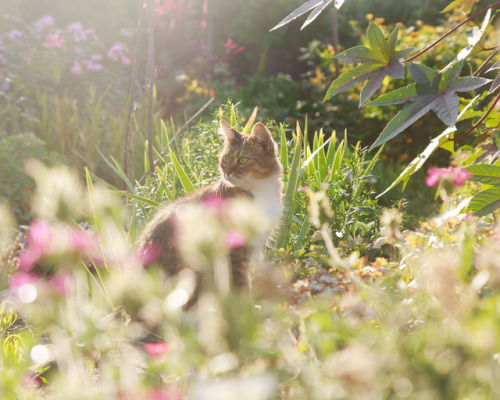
top-left (123, 0), bottom-right (144, 180)
top-left (146, 0), bottom-right (155, 173)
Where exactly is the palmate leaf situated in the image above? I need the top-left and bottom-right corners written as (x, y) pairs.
top-left (325, 22), bottom-right (413, 105)
top-left (369, 62), bottom-right (491, 149)
top-left (270, 0), bottom-right (348, 32)
top-left (376, 96), bottom-right (478, 198)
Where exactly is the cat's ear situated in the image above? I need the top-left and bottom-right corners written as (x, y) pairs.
top-left (250, 123), bottom-right (272, 144)
top-left (219, 120), bottom-right (238, 141)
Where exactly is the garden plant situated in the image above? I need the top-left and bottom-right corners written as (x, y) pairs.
top-left (1, 0), bottom-right (500, 399)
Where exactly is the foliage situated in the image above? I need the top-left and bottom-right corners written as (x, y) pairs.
top-left (0, 14), bottom-right (135, 184)
top-left (0, 134), bottom-right (66, 223)
top-left (2, 109), bottom-right (500, 398)
top-left (272, 0), bottom-right (500, 214)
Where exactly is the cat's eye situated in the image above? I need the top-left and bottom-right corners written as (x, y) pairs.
top-left (238, 157), bottom-right (249, 165)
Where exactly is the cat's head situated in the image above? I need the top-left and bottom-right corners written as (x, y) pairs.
top-left (219, 120), bottom-right (282, 190)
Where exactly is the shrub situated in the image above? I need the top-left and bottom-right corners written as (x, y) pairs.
top-left (0, 133), bottom-right (66, 223)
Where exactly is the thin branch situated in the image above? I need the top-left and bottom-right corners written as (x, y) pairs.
top-left (449, 91), bottom-right (500, 143)
top-left (146, 0), bottom-right (155, 173)
top-left (165, 97), bottom-right (215, 149)
top-left (473, 46), bottom-right (500, 76)
top-left (124, 0), bottom-right (144, 180)
top-left (403, 2), bottom-right (500, 63)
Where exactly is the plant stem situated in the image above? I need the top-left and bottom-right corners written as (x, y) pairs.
top-left (473, 46), bottom-right (500, 76)
top-left (124, 0), bottom-right (144, 181)
top-left (450, 91), bottom-right (500, 142)
top-left (403, 2), bottom-right (500, 63)
top-left (147, 0), bottom-right (155, 174)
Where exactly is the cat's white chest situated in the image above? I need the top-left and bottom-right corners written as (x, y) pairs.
top-left (250, 176), bottom-right (282, 228)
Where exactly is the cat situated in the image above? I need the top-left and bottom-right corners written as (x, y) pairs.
top-left (136, 120), bottom-right (283, 303)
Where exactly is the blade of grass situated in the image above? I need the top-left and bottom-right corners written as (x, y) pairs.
top-left (242, 106), bottom-right (258, 134)
top-left (169, 148), bottom-right (196, 194)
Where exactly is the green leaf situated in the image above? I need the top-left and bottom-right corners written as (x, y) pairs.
top-left (441, 0), bottom-right (480, 15)
top-left (324, 62), bottom-right (382, 101)
top-left (326, 21), bottom-right (411, 104)
top-left (468, 187), bottom-right (500, 216)
top-left (169, 148), bottom-right (196, 194)
top-left (370, 100), bottom-right (435, 149)
top-left (370, 63), bottom-right (490, 148)
top-left (376, 96), bottom-right (478, 197)
top-left (466, 164), bottom-right (500, 186)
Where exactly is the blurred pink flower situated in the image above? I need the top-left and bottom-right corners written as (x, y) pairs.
top-left (0, 71), bottom-right (4, 78)
top-left (225, 230), bottom-right (245, 249)
top-left (0, 53), bottom-right (6, 65)
top-left (425, 166), bottom-right (472, 187)
top-left (90, 54), bottom-right (102, 61)
top-left (9, 272), bottom-right (39, 291)
top-left (107, 42), bottom-right (130, 65)
top-left (5, 30), bottom-right (23, 41)
top-left (49, 272), bottom-right (73, 294)
top-left (221, 39), bottom-right (245, 55)
top-left (144, 342), bottom-right (170, 356)
top-left (85, 61), bottom-right (103, 71)
top-left (66, 23), bottom-right (96, 42)
top-left (18, 220), bottom-right (53, 270)
top-left (136, 244), bottom-right (161, 266)
top-left (70, 61), bottom-right (83, 75)
top-left (34, 15), bottom-right (54, 32)
top-left (204, 195), bottom-right (225, 210)
top-left (43, 33), bottom-right (65, 48)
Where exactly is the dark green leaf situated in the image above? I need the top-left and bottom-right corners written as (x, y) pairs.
top-left (324, 63), bottom-right (381, 101)
top-left (371, 100), bottom-right (434, 148)
top-left (370, 62), bottom-right (490, 148)
top-left (468, 187), bottom-right (500, 216)
top-left (326, 21), bottom-right (411, 104)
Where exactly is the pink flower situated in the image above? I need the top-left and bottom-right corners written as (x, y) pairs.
top-left (85, 61), bottom-right (103, 71)
top-left (34, 15), bottom-right (54, 32)
top-left (18, 220), bottom-right (52, 270)
top-left (425, 167), bottom-right (440, 187)
top-left (204, 195), bottom-right (225, 210)
top-left (425, 166), bottom-right (472, 187)
top-left (136, 244), bottom-right (161, 266)
top-left (5, 30), bottom-right (23, 41)
top-left (49, 272), bottom-right (73, 294)
top-left (70, 61), bottom-right (83, 75)
top-left (221, 39), bottom-right (245, 55)
top-left (452, 167), bottom-right (473, 186)
top-left (225, 230), bottom-right (245, 249)
top-left (107, 42), bottom-right (130, 65)
top-left (43, 33), bottom-right (65, 48)
top-left (9, 272), bottom-right (39, 292)
top-left (144, 342), bottom-right (170, 356)
top-left (0, 53), bottom-right (7, 65)
top-left (66, 23), bottom-right (96, 42)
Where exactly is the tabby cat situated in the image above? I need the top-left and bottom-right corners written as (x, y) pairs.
top-left (137, 120), bottom-right (283, 300)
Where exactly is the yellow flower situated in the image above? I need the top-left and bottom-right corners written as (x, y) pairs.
top-left (366, 13), bottom-right (373, 20)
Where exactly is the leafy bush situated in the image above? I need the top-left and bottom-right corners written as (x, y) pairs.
top-left (0, 133), bottom-right (66, 223)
